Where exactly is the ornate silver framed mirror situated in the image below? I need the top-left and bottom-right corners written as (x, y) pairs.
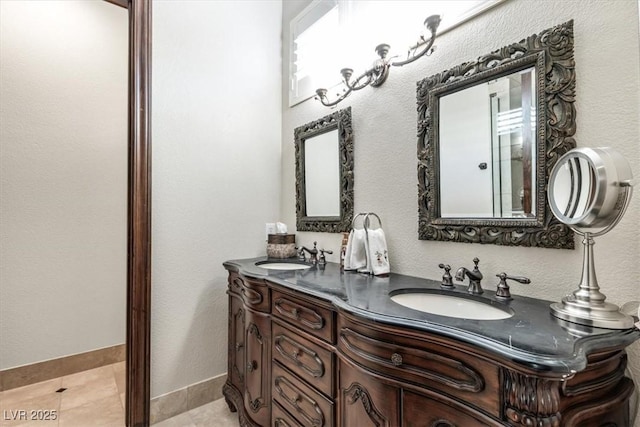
top-left (295, 107), bottom-right (353, 232)
top-left (548, 147), bottom-right (635, 329)
top-left (417, 20), bottom-right (576, 248)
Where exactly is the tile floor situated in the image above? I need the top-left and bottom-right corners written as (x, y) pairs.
top-left (0, 362), bottom-right (126, 427)
top-left (0, 363), bottom-right (239, 426)
top-left (153, 399), bottom-right (239, 427)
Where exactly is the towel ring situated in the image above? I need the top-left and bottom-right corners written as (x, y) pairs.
top-left (352, 212), bottom-right (382, 231)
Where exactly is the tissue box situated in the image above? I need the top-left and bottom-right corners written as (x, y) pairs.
top-left (267, 234), bottom-right (296, 259)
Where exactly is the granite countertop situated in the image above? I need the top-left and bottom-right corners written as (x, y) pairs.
top-left (223, 257), bottom-right (640, 375)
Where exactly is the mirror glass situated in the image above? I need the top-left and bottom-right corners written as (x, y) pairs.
top-left (439, 68), bottom-right (536, 218)
top-left (304, 129), bottom-right (340, 217)
top-left (417, 20), bottom-right (576, 249)
top-left (550, 156), bottom-right (594, 220)
top-left (295, 107), bottom-right (353, 232)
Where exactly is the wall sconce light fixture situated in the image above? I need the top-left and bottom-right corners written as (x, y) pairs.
top-left (315, 15), bottom-right (441, 107)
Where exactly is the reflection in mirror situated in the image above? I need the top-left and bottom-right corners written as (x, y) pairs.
top-left (304, 129), bottom-right (340, 217)
top-left (550, 156), bottom-right (594, 221)
top-left (417, 20), bottom-right (576, 248)
top-left (440, 68), bottom-right (536, 218)
top-left (295, 107), bottom-right (353, 232)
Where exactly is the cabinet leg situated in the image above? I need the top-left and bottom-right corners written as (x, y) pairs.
top-left (222, 382), bottom-right (239, 413)
top-left (224, 395), bottom-right (237, 413)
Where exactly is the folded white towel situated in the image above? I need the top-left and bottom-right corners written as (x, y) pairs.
top-left (344, 229), bottom-right (367, 270)
top-left (366, 228), bottom-right (390, 276)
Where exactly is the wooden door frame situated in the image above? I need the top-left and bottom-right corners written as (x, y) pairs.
top-left (111, 0), bottom-right (152, 425)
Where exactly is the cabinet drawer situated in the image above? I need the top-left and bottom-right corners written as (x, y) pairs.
top-left (403, 390), bottom-right (495, 427)
top-left (272, 289), bottom-right (334, 343)
top-left (337, 315), bottom-right (500, 417)
top-left (272, 400), bottom-right (304, 427)
top-left (272, 322), bottom-right (335, 398)
top-left (273, 362), bottom-right (334, 427)
top-left (228, 272), bottom-right (270, 312)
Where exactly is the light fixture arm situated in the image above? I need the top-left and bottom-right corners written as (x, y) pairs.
top-left (391, 15), bottom-right (441, 67)
top-left (315, 15), bottom-right (441, 107)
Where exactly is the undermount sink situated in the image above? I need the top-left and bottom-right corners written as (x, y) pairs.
top-left (255, 261), bottom-right (311, 271)
top-left (390, 292), bottom-right (514, 320)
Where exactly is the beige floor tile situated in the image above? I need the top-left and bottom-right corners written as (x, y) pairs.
top-left (0, 380), bottom-right (61, 427)
top-left (155, 399), bottom-right (239, 427)
top-left (1, 378), bottom-right (62, 407)
top-left (113, 370), bottom-right (125, 395)
top-left (61, 365), bottom-right (114, 389)
top-left (59, 375), bottom-right (119, 412)
top-left (58, 394), bottom-right (124, 427)
top-left (111, 362), bottom-right (125, 375)
top-left (153, 412), bottom-right (195, 427)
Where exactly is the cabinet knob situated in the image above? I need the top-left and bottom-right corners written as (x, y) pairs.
top-left (247, 360), bottom-right (258, 372)
top-left (391, 353), bottom-right (403, 367)
top-left (235, 343), bottom-right (244, 351)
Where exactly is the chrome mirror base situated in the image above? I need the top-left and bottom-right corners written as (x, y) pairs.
top-left (550, 232), bottom-right (634, 330)
top-left (550, 298), bottom-right (634, 330)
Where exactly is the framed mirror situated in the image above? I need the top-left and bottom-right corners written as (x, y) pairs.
top-left (295, 107), bottom-right (353, 232)
top-left (417, 20), bottom-right (576, 248)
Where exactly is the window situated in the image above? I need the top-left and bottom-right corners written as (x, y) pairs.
top-left (288, 0), bottom-right (506, 107)
top-left (289, 0), bottom-right (342, 107)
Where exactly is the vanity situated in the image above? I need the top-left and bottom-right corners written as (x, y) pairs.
top-left (222, 258), bottom-right (639, 427)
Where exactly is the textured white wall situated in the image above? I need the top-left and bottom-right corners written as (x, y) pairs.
top-left (0, 0), bottom-right (128, 369)
top-left (152, 0), bottom-right (282, 397)
top-left (282, 0), bottom-right (640, 422)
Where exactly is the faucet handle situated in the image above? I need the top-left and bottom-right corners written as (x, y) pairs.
top-left (495, 272), bottom-right (531, 300)
top-left (318, 249), bottom-right (333, 265)
top-left (438, 263), bottom-right (454, 289)
top-left (297, 247), bottom-right (306, 262)
top-left (472, 257), bottom-right (480, 270)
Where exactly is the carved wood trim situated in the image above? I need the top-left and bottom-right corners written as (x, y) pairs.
top-left (417, 20), bottom-right (576, 248)
top-left (222, 382), bottom-right (261, 427)
top-left (274, 297), bottom-right (325, 330)
top-left (339, 328), bottom-right (484, 392)
top-left (274, 334), bottom-right (325, 378)
top-left (274, 375), bottom-right (325, 427)
top-left (561, 377), bottom-right (634, 426)
top-left (503, 369), bottom-right (561, 426)
top-left (274, 419), bottom-right (294, 427)
top-left (295, 107), bottom-right (354, 233)
top-left (232, 278), bottom-right (263, 305)
top-left (343, 382), bottom-right (388, 427)
top-left (563, 353), bottom-right (627, 396)
top-left (246, 323), bottom-right (266, 413)
top-left (233, 307), bottom-right (245, 383)
top-left (432, 421), bottom-right (455, 427)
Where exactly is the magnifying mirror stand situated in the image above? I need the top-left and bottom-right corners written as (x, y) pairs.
top-left (550, 181), bottom-right (635, 329)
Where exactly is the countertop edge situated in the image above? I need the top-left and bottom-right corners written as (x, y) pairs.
top-left (223, 258), bottom-right (640, 374)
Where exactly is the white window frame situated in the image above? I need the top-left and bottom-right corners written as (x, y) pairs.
top-left (288, 0), bottom-right (508, 108)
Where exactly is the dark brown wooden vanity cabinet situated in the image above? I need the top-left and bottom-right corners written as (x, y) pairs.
top-left (271, 288), bottom-right (336, 427)
top-left (224, 273), bottom-right (272, 427)
top-left (223, 270), bottom-right (636, 427)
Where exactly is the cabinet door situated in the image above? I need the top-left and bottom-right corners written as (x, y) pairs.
top-left (244, 309), bottom-right (271, 426)
top-left (402, 390), bottom-right (493, 427)
top-left (228, 294), bottom-right (245, 390)
top-left (338, 358), bottom-right (400, 427)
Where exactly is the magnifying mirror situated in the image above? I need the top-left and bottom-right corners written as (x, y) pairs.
top-left (548, 147), bottom-right (635, 329)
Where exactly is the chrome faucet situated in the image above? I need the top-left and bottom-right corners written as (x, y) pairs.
top-left (455, 257), bottom-right (483, 294)
top-left (301, 241), bottom-right (319, 264)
